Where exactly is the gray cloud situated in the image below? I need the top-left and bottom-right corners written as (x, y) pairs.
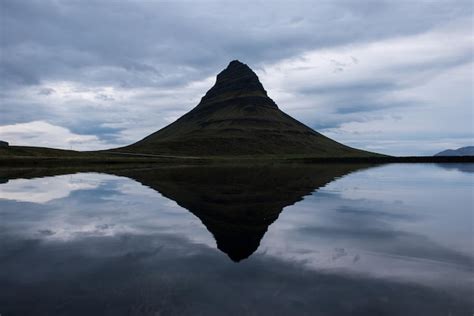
top-left (37, 87), bottom-right (55, 95)
top-left (1, 0), bottom-right (471, 89)
top-left (0, 0), bottom-right (472, 154)
top-left (298, 81), bottom-right (400, 96)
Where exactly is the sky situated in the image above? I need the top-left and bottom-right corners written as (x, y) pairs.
top-left (0, 0), bottom-right (472, 156)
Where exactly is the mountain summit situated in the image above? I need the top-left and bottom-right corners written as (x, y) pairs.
top-left (198, 60), bottom-right (273, 108)
top-left (117, 60), bottom-right (376, 157)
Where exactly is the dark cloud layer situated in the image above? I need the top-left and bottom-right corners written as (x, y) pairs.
top-left (2, 0), bottom-right (471, 88)
top-left (0, 0), bottom-right (472, 154)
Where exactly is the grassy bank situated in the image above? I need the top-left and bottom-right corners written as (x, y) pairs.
top-left (1, 145), bottom-right (473, 167)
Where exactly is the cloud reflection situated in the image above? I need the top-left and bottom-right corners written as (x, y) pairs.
top-left (0, 164), bottom-right (472, 314)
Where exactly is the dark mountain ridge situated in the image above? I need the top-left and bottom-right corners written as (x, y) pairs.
top-left (435, 146), bottom-right (474, 157)
top-left (114, 60), bottom-right (378, 157)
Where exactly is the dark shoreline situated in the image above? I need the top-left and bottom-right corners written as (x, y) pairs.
top-left (288, 156), bottom-right (474, 164)
top-left (0, 155), bottom-right (473, 167)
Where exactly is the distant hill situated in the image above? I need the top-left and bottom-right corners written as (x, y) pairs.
top-left (114, 60), bottom-right (380, 157)
top-left (0, 146), bottom-right (80, 157)
top-left (434, 146), bottom-right (474, 157)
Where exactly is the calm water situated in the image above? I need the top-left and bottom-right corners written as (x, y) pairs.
top-left (0, 163), bottom-right (472, 315)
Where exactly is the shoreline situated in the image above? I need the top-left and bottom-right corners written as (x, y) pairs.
top-left (0, 155), bottom-right (473, 167)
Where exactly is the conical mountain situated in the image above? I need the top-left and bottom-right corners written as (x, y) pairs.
top-left (117, 60), bottom-right (375, 157)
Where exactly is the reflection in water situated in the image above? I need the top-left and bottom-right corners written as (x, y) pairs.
top-left (0, 164), bottom-right (472, 315)
top-left (0, 164), bottom-right (370, 261)
top-left (114, 165), bottom-right (370, 261)
top-left (436, 162), bottom-right (474, 173)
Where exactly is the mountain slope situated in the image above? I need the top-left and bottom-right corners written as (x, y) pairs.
top-left (116, 60), bottom-right (379, 157)
top-left (434, 146), bottom-right (474, 157)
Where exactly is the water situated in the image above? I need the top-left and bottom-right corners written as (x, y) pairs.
top-left (0, 163), bottom-right (472, 315)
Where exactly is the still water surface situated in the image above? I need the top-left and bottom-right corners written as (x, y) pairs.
top-left (0, 163), bottom-right (472, 315)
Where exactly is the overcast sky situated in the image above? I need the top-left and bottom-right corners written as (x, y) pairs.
top-left (0, 0), bottom-right (472, 155)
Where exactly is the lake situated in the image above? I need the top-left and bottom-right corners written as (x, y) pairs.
top-left (0, 163), bottom-right (472, 315)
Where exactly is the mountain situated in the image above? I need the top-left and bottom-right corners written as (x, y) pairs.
top-left (434, 146), bottom-right (474, 157)
top-left (114, 60), bottom-right (378, 157)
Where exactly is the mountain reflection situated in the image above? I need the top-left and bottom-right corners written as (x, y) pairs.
top-left (1, 164), bottom-right (472, 315)
top-left (0, 164), bottom-right (371, 261)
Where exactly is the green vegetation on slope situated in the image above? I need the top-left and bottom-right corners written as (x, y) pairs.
top-left (113, 60), bottom-right (381, 158)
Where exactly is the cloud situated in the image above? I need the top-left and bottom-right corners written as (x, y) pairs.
top-left (259, 23), bottom-right (473, 154)
top-left (0, 0), bottom-right (472, 154)
top-left (0, 174), bottom-right (100, 203)
top-left (0, 121), bottom-right (108, 150)
top-left (37, 87), bottom-right (55, 95)
top-left (2, 0), bottom-right (471, 89)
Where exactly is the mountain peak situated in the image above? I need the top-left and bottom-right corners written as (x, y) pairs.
top-left (198, 60), bottom-right (271, 106)
top-left (221, 60), bottom-right (257, 78)
top-left (121, 60), bottom-right (377, 158)
top-left (227, 59), bottom-right (246, 68)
